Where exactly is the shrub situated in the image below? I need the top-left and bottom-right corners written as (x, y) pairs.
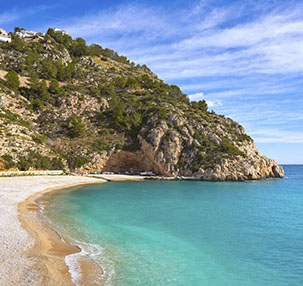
top-left (68, 115), bottom-right (85, 138)
top-left (192, 164), bottom-right (200, 173)
top-left (221, 141), bottom-right (244, 155)
top-left (50, 157), bottom-right (65, 170)
top-left (67, 155), bottom-right (89, 169)
top-left (4, 70), bottom-right (20, 92)
top-left (92, 137), bottom-right (110, 151)
top-left (17, 156), bottom-right (32, 171)
top-left (1, 154), bottom-right (15, 169)
top-left (191, 100), bottom-right (208, 112)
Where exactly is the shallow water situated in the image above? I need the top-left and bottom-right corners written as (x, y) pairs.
top-left (45, 165), bottom-right (303, 285)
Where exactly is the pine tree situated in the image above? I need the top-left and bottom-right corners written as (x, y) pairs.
top-left (4, 70), bottom-right (20, 92)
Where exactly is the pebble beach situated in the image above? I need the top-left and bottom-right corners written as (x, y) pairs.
top-left (0, 176), bottom-right (105, 286)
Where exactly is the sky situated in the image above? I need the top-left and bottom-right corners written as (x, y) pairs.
top-left (0, 0), bottom-right (302, 164)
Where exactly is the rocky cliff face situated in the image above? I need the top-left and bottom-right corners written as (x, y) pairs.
top-left (0, 28), bottom-right (284, 180)
top-left (67, 98), bottom-right (284, 180)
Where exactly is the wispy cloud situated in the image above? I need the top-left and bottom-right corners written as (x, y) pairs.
top-left (188, 92), bottom-right (205, 101)
top-left (251, 129), bottom-right (303, 143)
top-left (188, 92), bottom-right (223, 108)
top-left (0, 11), bottom-right (19, 25)
top-left (206, 100), bottom-right (223, 108)
top-left (22, 0), bottom-right (303, 146)
top-left (55, 4), bottom-right (177, 46)
top-left (50, 1), bottom-right (303, 78)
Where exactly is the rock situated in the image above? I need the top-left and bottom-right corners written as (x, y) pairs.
top-left (0, 30), bottom-right (284, 181)
top-left (0, 95), bottom-right (5, 107)
top-left (99, 98), bottom-right (109, 111)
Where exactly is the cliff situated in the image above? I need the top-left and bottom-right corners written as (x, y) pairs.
top-left (0, 28), bottom-right (284, 180)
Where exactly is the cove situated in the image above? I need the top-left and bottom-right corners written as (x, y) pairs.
top-left (44, 165), bottom-right (303, 286)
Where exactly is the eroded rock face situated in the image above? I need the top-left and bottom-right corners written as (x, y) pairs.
top-left (198, 155), bottom-right (284, 181)
top-left (195, 140), bottom-right (285, 181)
top-left (77, 152), bottom-right (110, 173)
top-left (101, 148), bottom-right (169, 175)
top-left (0, 33), bottom-right (284, 181)
top-left (96, 135), bottom-right (284, 181)
top-left (123, 118), bottom-right (284, 181)
top-left (0, 83), bottom-right (284, 181)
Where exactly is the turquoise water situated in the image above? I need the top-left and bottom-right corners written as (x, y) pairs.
top-left (45, 165), bottom-right (303, 285)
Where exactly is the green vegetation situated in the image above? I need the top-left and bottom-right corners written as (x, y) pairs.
top-left (221, 140), bottom-right (244, 156)
top-left (17, 152), bottom-right (56, 170)
top-left (0, 108), bottom-right (30, 128)
top-left (1, 152), bottom-right (64, 171)
top-left (191, 100), bottom-right (208, 112)
top-left (4, 70), bottom-right (20, 92)
top-left (0, 27), bottom-right (252, 173)
top-left (1, 154), bottom-right (15, 169)
top-left (66, 153), bottom-right (89, 169)
top-left (67, 115), bottom-right (85, 138)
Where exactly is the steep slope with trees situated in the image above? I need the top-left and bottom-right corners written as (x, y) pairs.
top-left (0, 27), bottom-right (284, 180)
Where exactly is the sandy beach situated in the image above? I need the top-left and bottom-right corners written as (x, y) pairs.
top-left (0, 175), bottom-right (145, 286)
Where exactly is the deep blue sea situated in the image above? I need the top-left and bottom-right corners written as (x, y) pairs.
top-left (44, 165), bottom-right (303, 285)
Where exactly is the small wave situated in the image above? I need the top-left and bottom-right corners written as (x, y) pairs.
top-left (64, 239), bottom-right (115, 286)
top-left (37, 204), bottom-right (115, 285)
top-left (65, 252), bottom-right (83, 285)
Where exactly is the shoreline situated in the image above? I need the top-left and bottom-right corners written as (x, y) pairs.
top-left (2, 173), bottom-right (283, 285)
top-left (18, 180), bottom-right (106, 286)
top-left (0, 175), bottom-right (145, 286)
top-left (19, 174), bottom-right (147, 285)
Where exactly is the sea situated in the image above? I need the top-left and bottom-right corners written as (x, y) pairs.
top-left (44, 165), bottom-right (303, 286)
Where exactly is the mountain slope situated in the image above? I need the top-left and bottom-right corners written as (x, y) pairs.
top-left (0, 28), bottom-right (284, 180)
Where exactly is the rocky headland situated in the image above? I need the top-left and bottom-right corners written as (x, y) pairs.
top-left (0, 27), bottom-right (284, 180)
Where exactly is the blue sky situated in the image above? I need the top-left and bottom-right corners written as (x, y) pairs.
top-left (1, 0), bottom-right (302, 164)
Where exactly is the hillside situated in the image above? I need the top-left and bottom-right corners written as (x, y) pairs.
top-left (0, 27), bottom-right (284, 180)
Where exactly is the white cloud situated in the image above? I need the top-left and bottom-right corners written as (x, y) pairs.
top-left (176, 12), bottom-right (303, 50)
top-left (56, 4), bottom-right (177, 45)
top-left (250, 129), bottom-right (303, 144)
top-left (188, 92), bottom-right (205, 101)
top-left (49, 2), bottom-right (303, 80)
top-left (39, 1), bottom-right (303, 145)
top-left (206, 100), bottom-right (223, 108)
top-left (188, 92), bottom-right (223, 108)
top-left (0, 11), bottom-right (19, 25)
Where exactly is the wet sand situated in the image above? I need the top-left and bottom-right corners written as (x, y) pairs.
top-left (0, 176), bottom-right (105, 286)
top-left (1, 175), bottom-right (147, 285)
